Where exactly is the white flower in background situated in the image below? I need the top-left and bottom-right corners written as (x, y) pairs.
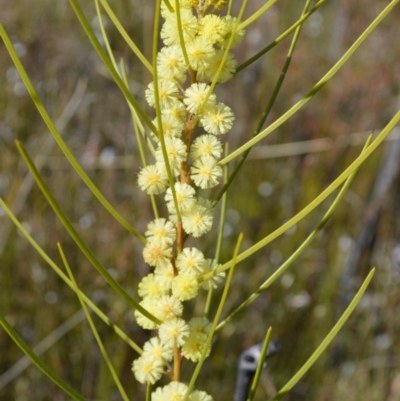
top-left (159, 318), bottom-right (189, 347)
top-left (184, 83), bottom-right (216, 114)
top-left (200, 103), bottom-right (234, 135)
top-left (200, 259), bottom-right (226, 290)
top-left (189, 390), bottom-right (214, 401)
top-left (190, 134), bottom-right (223, 160)
top-left (186, 37), bottom-right (215, 72)
top-left (157, 295), bottom-right (184, 320)
top-left (172, 274), bottom-right (199, 301)
top-left (158, 381), bottom-right (189, 401)
top-left (220, 16), bottom-right (245, 48)
top-left (153, 114), bottom-right (185, 138)
top-left (198, 14), bottom-right (229, 45)
top-left (132, 354), bottom-right (164, 384)
top-left (138, 273), bottom-right (168, 298)
top-left (145, 79), bottom-right (179, 109)
top-left (154, 263), bottom-right (175, 290)
top-left (202, 50), bottom-right (237, 83)
top-left (191, 155), bottom-right (222, 189)
top-left (138, 164), bottom-right (168, 195)
top-left (157, 45), bottom-right (186, 81)
top-left (176, 247), bottom-right (206, 277)
top-left (188, 317), bottom-right (212, 336)
top-left (155, 137), bottom-right (187, 175)
top-left (165, 182), bottom-right (196, 214)
top-left (134, 298), bottom-right (160, 330)
top-left (162, 98), bottom-right (187, 124)
top-left (143, 240), bottom-right (172, 269)
top-left (160, 0), bottom-right (192, 19)
top-left (181, 331), bottom-right (209, 362)
top-left (143, 336), bottom-right (173, 362)
top-left (145, 218), bottom-right (176, 245)
top-left (161, 9), bottom-right (198, 46)
top-left (182, 199), bottom-right (214, 237)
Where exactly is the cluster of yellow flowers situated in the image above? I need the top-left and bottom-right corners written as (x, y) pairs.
top-left (133, 0), bottom-right (244, 398)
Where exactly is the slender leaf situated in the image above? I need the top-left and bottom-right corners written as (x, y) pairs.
top-left (215, 135), bottom-right (373, 331)
top-left (247, 327), bottom-right (273, 401)
top-left (16, 141), bottom-right (161, 325)
top-left (0, 314), bottom-right (87, 401)
top-left (0, 24), bottom-right (146, 244)
top-left (98, 0), bottom-right (152, 72)
top-left (236, 0), bottom-right (326, 73)
top-left (58, 244), bottom-right (130, 401)
top-left (0, 198), bottom-right (143, 354)
top-left (67, 0), bottom-right (158, 135)
top-left (152, 0), bottom-right (182, 224)
top-left (204, 144), bottom-right (229, 317)
top-left (238, 0), bottom-right (278, 30)
top-left (215, 0), bottom-right (311, 203)
top-left (269, 269), bottom-right (375, 400)
top-left (220, 0), bottom-right (399, 165)
top-left (203, 110), bottom-right (400, 279)
top-left (183, 233), bottom-right (244, 401)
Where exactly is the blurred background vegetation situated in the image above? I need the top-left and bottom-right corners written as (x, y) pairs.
top-left (1, 0), bottom-right (400, 400)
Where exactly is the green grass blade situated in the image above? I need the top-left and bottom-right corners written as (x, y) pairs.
top-left (0, 198), bottom-right (143, 354)
top-left (0, 314), bottom-right (87, 401)
top-left (174, 0), bottom-right (190, 69)
top-left (183, 233), bottom-right (244, 401)
top-left (202, 0), bottom-right (248, 112)
top-left (215, 0), bottom-right (311, 204)
top-left (204, 145), bottom-right (229, 317)
top-left (269, 268), bottom-right (376, 400)
top-left (152, 0), bottom-right (182, 224)
top-left (247, 327), bottom-right (273, 401)
top-left (235, 0), bottom-right (326, 73)
top-left (221, 0), bottom-right (399, 165)
top-left (67, 0), bottom-right (158, 135)
top-left (204, 110), bottom-right (400, 279)
top-left (0, 24), bottom-right (146, 244)
top-left (94, 1), bottom-right (159, 219)
top-left (16, 141), bottom-right (161, 325)
top-left (94, 7), bottom-right (155, 159)
top-left (238, 0), bottom-right (278, 30)
top-left (58, 244), bottom-right (130, 401)
top-left (98, 0), bottom-right (152, 72)
top-left (216, 135), bottom-right (373, 331)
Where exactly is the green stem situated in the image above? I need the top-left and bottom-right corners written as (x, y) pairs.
top-left (269, 269), bottom-right (375, 400)
top-left (220, 0), bottom-right (399, 165)
top-left (215, 135), bottom-right (373, 331)
top-left (247, 327), bottom-right (273, 401)
top-left (202, 0), bottom-right (248, 111)
top-left (98, 0), bottom-right (153, 72)
top-left (152, 0), bottom-right (182, 223)
top-left (0, 314), bottom-right (87, 401)
top-left (214, 0), bottom-right (311, 204)
top-left (204, 110), bottom-right (400, 280)
top-left (120, 60), bottom-right (160, 219)
top-left (238, 0), bottom-right (278, 30)
top-left (67, 0), bottom-right (158, 135)
top-left (146, 383), bottom-right (153, 401)
top-left (58, 244), bottom-right (130, 401)
top-left (235, 0), bottom-right (326, 73)
top-left (175, 0), bottom-right (191, 69)
top-left (183, 233), bottom-right (244, 401)
top-left (0, 198), bottom-right (142, 354)
top-left (204, 144), bottom-right (229, 318)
